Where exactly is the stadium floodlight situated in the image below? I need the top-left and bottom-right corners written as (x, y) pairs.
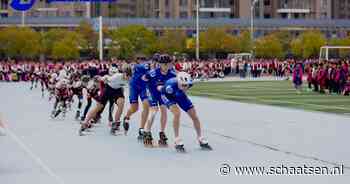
top-left (319, 46), bottom-right (350, 61)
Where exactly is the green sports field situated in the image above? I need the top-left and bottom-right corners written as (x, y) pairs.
top-left (189, 80), bottom-right (350, 115)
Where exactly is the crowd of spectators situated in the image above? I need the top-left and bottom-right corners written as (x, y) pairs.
top-left (1, 58), bottom-right (349, 96)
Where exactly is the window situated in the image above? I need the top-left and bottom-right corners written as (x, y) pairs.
top-left (281, 13), bottom-right (287, 19)
top-left (264, 13), bottom-right (271, 18)
top-left (294, 13), bottom-right (299, 19)
top-left (155, 0), bottom-right (159, 9)
top-left (75, 10), bottom-right (83, 17)
top-left (63, 11), bottom-right (71, 17)
top-left (180, 11), bottom-right (188, 18)
top-left (264, 0), bottom-right (270, 6)
top-left (0, 13), bottom-right (8, 17)
top-left (179, 0), bottom-right (187, 6)
top-left (165, 0), bottom-right (169, 7)
top-left (0, 0), bottom-right (8, 9)
top-left (165, 12), bottom-right (170, 18)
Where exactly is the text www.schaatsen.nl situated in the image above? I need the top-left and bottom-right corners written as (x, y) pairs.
top-left (219, 163), bottom-right (344, 176)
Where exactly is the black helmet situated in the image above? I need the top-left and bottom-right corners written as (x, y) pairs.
top-left (159, 54), bottom-right (171, 64)
top-left (152, 53), bottom-right (161, 62)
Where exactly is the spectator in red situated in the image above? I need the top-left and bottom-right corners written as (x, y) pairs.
top-left (306, 64), bottom-right (313, 91)
top-left (317, 63), bottom-right (327, 93)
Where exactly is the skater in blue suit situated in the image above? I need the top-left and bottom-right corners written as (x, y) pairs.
top-left (160, 72), bottom-right (212, 152)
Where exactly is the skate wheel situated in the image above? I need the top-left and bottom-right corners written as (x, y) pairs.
top-left (176, 149), bottom-right (186, 153)
top-left (175, 145), bottom-right (186, 153)
top-left (200, 144), bottom-right (213, 151)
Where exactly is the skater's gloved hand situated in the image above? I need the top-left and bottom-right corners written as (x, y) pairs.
top-left (157, 85), bottom-right (164, 92)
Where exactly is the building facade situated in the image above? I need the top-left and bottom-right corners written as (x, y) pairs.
top-left (0, 0), bottom-right (348, 19)
top-left (0, 0), bottom-right (141, 18)
top-left (91, 0), bottom-right (140, 18)
top-left (238, 0), bottom-right (332, 19)
top-left (151, 0), bottom-right (239, 19)
top-left (3, 1), bottom-right (88, 18)
top-left (331, 0), bottom-right (350, 19)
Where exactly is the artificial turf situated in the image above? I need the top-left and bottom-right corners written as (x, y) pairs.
top-left (189, 80), bottom-right (350, 115)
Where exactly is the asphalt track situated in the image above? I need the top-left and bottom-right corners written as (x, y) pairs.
top-left (1, 82), bottom-right (350, 184)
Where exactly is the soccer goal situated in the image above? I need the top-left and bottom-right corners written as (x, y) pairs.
top-left (319, 46), bottom-right (350, 61)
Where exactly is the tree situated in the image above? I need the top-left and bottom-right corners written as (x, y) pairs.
top-left (199, 27), bottom-right (240, 56)
top-left (291, 38), bottom-right (303, 58)
top-left (222, 34), bottom-right (240, 53)
top-left (109, 25), bottom-right (157, 58)
top-left (51, 31), bottom-right (82, 60)
top-left (157, 30), bottom-right (186, 54)
top-left (255, 34), bottom-right (284, 59)
top-left (328, 37), bottom-right (350, 58)
top-left (290, 30), bottom-right (326, 58)
top-left (109, 38), bottom-right (135, 59)
top-left (41, 29), bottom-right (66, 57)
top-left (0, 27), bottom-right (41, 59)
top-left (20, 27), bottom-right (41, 58)
top-left (238, 30), bottom-right (252, 53)
top-left (76, 20), bottom-right (97, 55)
top-left (270, 31), bottom-right (292, 55)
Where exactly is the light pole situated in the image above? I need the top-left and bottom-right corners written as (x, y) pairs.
top-left (251, 0), bottom-right (259, 56)
top-left (99, 16), bottom-right (103, 61)
top-left (21, 11), bottom-right (25, 27)
top-left (195, 0), bottom-right (200, 60)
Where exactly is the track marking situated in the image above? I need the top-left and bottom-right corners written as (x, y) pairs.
top-left (190, 91), bottom-right (350, 111)
top-left (181, 124), bottom-right (350, 170)
top-left (2, 117), bottom-right (66, 184)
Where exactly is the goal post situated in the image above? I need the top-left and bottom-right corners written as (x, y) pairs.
top-left (319, 46), bottom-right (350, 61)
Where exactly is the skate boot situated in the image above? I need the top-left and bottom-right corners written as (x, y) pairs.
top-left (62, 108), bottom-right (67, 118)
top-left (174, 138), bottom-right (186, 153)
top-left (50, 110), bottom-right (56, 118)
top-left (110, 121), bottom-right (121, 135)
top-left (53, 110), bottom-right (61, 118)
top-left (198, 137), bottom-right (212, 151)
top-left (94, 114), bottom-right (101, 124)
top-left (137, 128), bottom-right (144, 141)
top-left (75, 110), bottom-right (80, 120)
top-left (122, 117), bottom-right (130, 135)
top-left (143, 132), bottom-right (153, 146)
top-left (87, 121), bottom-right (93, 129)
top-left (108, 116), bottom-right (113, 127)
top-left (78, 125), bottom-right (87, 136)
top-left (158, 132), bottom-right (168, 147)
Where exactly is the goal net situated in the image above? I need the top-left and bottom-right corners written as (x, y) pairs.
top-left (319, 46), bottom-right (350, 61)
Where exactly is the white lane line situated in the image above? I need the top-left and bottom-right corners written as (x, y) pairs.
top-left (180, 123), bottom-right (350, 169)
top-left (3, 121), bottom-right (66, 184)
top-left (191, 91), bottom-right (350, 111)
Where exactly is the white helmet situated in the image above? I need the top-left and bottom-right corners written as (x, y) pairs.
top-left (58, 69), bottom-right (68, 81)
top-left (51, 73), bottom-right (58, 80)
top-left (56, 79), bottom-right (68, 89)
top-left (176, 72), bottom-right (193, 86)
top-left (109, 66), bottom-right (118, 75)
